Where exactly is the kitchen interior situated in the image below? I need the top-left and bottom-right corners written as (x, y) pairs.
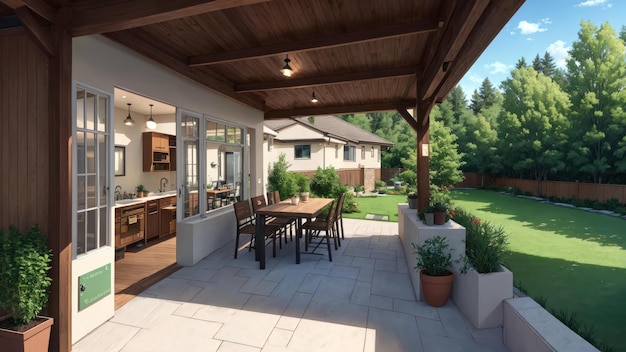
top-left (112, 87), bottom-right (180, 308)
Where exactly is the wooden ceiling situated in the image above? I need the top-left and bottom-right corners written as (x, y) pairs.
top-left (1, 0), bottom-right (525, 120)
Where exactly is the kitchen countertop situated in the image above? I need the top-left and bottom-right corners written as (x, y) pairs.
top-left (114, 191), bottom-right (177, 208)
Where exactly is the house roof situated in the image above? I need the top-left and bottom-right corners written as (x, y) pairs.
top-left (266, 115), bottom-right (394, 147)
top-left (1, 0), bottom-right (524, 120)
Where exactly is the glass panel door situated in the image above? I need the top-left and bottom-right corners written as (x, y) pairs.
top-left (176, 109), bottom-right (201, 219)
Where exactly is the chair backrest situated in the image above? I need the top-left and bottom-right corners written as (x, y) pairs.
top-left (323, 200), bottom-right (337, 231)
top-left (250, 194), bottom-right (267, 213)
top-left (273, 190), bottom-right (281, 202)
top-left (266, 192), bottom-right (274, 204)
top-left (335, 192), bottom-right (346, 218)
top-left (233, 200), bottom-right (253, 225)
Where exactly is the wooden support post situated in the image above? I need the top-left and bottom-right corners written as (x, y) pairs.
top-left (416, 114), bottom-right (430, 212)
top-left (48, 6), bottom-right (72, 352)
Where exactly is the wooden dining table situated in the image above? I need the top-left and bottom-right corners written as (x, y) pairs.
top-left (254, 197), bottom-right (333, 269)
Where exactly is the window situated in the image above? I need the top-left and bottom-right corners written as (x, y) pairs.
top-left (267, 137), bottom-right (273, 151)
top-left (361, 146), bottom-right (365, 159)
top-left (294, 144), bottom-right (311, 159)
top-left (335, 144), bottom-right (339, 159)
top-left (371, 146), bottom-right (375, 157)
top-left (178, 110), bottom-right (246, 219)
top-left (73, 85), bottom-right (110, 257)
top-left (343, 145), bottom-right (356, 161)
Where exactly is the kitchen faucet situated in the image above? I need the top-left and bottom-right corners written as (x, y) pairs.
top-left (159, 177), bottom-right (168, 193)
top-left (114, 185), bottom-right (122, 200)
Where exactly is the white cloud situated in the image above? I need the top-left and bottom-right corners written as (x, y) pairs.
top-left (467, 72), bottom-right (483, 83)
top-left (517, 20), bottom-right (548, 35)
top-left (485, 61), bottom-right (510, 74)
top-left (541, 18), bottom-right (552, 25)
top-left (547, 40), bottom-right (570, 68)
top-left (576, 0), bottom-right (607, 7)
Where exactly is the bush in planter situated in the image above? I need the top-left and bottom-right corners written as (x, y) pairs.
top-left (0, 225), bottom-right (52, 326)
top-left (412, 236), bottom-right (458, 307)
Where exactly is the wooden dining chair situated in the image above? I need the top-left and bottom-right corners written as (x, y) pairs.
top-left (335, 192), bottom-right (346, 245)
top-left (301, 200), bottom-right (337, 261)
top-left (270, 190), bottom-right (296, 242)
top-left (232, 199), bottom-right (280, 259)
top-left (250, 194), bottom-right (294, 248)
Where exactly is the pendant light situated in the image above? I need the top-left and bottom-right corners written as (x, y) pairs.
top-left (280, 54), bottom-right (293, 77)
top-left (124, 103), bottom-right (135, 126)
top-left (311, 91), bottom-right (318, 103)
top-left (146, 104), bottom-right (157, 129)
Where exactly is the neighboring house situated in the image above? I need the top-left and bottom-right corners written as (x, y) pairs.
top-left (264, 115), bottom-right (393, 191)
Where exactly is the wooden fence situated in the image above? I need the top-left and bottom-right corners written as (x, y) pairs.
top-left (458, 172), bottom-right (626, 204)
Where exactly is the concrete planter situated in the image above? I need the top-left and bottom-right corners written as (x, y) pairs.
top-left (452, 265), bottom-right (513, 329)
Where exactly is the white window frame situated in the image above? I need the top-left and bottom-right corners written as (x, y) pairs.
top-left (294, 144), bottom-right (311, 159)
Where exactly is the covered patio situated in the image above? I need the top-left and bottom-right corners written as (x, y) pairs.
top-left (73, 218), bottom-right (505, 352)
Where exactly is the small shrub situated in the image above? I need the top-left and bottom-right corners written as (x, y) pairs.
top-left (591, 200), bottom-right (606, 210)
top-left (374, 180), bottom-right (386, 190)
top-left (354, 185), bottom-right (365, 193)
top-left (377, 188), bottom-right (387, 195)
top-left (506, 186), bottom-right (521, 195)
top-left (395, 170), bottom-right (417, 188)
top-left (412, 236), bottom-right (454, 276)
top-left (604, 198), bottom-right (621, 212)
top-left (311, 166), bottom-right (343, 198)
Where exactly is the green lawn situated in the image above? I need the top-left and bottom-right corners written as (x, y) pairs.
top-left (346, 190), bottom-right (626, 351)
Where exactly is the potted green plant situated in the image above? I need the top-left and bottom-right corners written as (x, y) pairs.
top-left (284, 173), bottom-right (300, 205)
top-left (422, 205), bottom-right (435, 226)
top-left (294, 173), bottom-right (311, 202)
top-left (136, 184), bottom-right (147, 198)
top-left (407, 191), bottom-right (418, 209)
top-left (354, 185), bottom-right (365, 197)
top-left (412, 236), bottom-right (455, 307)
top-left (433, 202), bottom-right (448, 225)
top-left (0, 225), bottom-right (54, 352)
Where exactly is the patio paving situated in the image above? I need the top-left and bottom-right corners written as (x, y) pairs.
top-left (73, 218), bottom-right (507, 352)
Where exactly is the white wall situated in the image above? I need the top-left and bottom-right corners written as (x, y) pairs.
top-left (72, 34), bottom-right (265, 343)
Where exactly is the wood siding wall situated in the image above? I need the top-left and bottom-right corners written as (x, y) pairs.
top-left (0, 28), bottom-right (50, 233)
top-left (458, 172), bottom-right (626, 204)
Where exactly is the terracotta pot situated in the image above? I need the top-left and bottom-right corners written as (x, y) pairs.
top-left (420, 270), bottom-right (454, 307)
top-left (0, 316), bottom-right (53, 352)
top-left (434, 211), bottom-right (446, 225)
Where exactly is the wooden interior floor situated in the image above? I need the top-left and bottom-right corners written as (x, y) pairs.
top-left (114, 235), bottom-right (181, 309)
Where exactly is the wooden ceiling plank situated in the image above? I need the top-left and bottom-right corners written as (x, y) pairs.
top-left (71, 0), bottom-right (272, 37)
top-left (189, 20), bottom-right (442, 66)
top-left (15, 6), bottom-right (55, 56)
top-left (265, 99), bottom-right (415, 119)
top-left (105, 31), bottom-right (265, 111)
top-left (419, 0), bottom-right (489, 101)
top-left (2, 0), bottom-right (56, 22)
top-left (235, 66), bottom-right (417, 93)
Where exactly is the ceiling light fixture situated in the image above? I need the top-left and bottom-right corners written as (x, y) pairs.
top-left (311, 91), bottom-right (318, 103)
top-left (146, 104), bottom-right (157, 129)
top-left (280, 54), bottom-right (293, 77)
top-left (124, 103), bottom-right (135, 126)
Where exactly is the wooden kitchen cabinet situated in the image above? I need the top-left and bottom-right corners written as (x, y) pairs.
top-left (143, 132), bottom-right (174, 172)
top-left (114, 203), bottom-right (146, 248)
top-left (145, 200), bottom-right (160, 240)
top-left (159, 196), bottom-right (177, 237)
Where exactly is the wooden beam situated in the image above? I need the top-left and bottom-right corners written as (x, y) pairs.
top-left (419, 0), bottom-right (489, 101)
top-left (15, 6), bottom-right (55, 56)
top-left (71, 0), bottom-right (272, 36)
top-left (48, 6), bottom-right (72, 351)
top-left (264, 100), bottom-right (415, 119)
top-left (235, 66), bottom-right (416, 93)
top-left (394, 103), bottom-right (419, 132)
top-left (189, 20), bottom-right (442, 66)
top-left (417, 115), bottom-right (430, 212)
top-left (236, 66), bottom-right (417, 93)
top-left (105, 31), bottom-right (265, 111)
top-left (1, 0), bottom-right (57, 22)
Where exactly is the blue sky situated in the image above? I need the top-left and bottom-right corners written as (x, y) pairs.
top-left (458, 0), bottom-right (626, 96)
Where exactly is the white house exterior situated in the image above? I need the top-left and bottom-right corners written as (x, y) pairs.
top-left (264, 116), bottom-right (393, 190)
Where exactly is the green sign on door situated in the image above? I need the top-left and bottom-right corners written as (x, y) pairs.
top-left (78, 263), bottom-right (111, 311)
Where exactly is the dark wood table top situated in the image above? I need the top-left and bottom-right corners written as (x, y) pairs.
top-left (255, 198), bottom-right (333, 218)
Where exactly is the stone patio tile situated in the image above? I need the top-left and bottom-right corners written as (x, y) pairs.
top-left (143, 277), bottom-right (202, 302)
top-left (72, 322), bottom-right (140, 352)
top-left (329, 264), bottom-right (360, 279)
top-left (266, 328), bottom-right (293, 347)
top-left (368, 294), bottom-right (393, 310)
top-left (394, 299), bottom-right (439, 320)
top-left (420, 333), bottom-right (507, 352)
top-left (190, 282), bottom-right (251, 309)
top-left (363, 328), bottom-right (377, 352)
top-left (297, 273), bottom-right (324, 293)
top-left (278, 292), bottom-right (312, 328)
top-left (357, 267), bottom-right (374, 282)
top-left (344, 246), bottom-right (372, 258)
top-left (121, 314), bottom-right (222, 352)
top-left (110, 296), bottom-right (181, 329)
top-left (397, 258), bottom-right (409, 273)
top-left (244, 294), bottom-right (290, 316)
top-left (217, 341), bottom-right (261, 352)
top-left (173, 302), bottom-right (204, 318)
top-left (170, 266), bottom-right (218, 281)
top-left (374, 258), bottom-right (397, 272)
top-left (350, 281), bottom-right (371, 305)
top-left (350, 256), bottom-right (376, 269)
top-left (371, 270), bottom-right (415, 301)
top-left (437, 303), bottom-right (473, 340)
top-left (214, 310), bottom-right (280, 348)
top-left (193, 304), bottom-right (239, 324)
top-left (288, 318), bottom-right (366, 352)
top-left (416, 316), bottom-right (446, 336)
top-left (366, 307), bottom-right (423, 352)
top-left (334, 253), bottom-right (354, 266)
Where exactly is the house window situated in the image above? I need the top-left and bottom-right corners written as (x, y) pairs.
top-left (343, 145), bottom-right (356, 161)
top-left (335, 144), bottom-right (339, 159)
top-left (267, 137), bottom-right (273, 151)
top-left (294, 144), bottom-right (311, 159)
top-left (361, 146), bottom-right (365, 159)
top-left (371, 146), bottom-right (375, 157)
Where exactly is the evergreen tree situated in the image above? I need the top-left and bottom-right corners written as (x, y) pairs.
top-left (566, 21), bottom-right (626, 183)
top-left (469, 78), bottom-right (498, 114)
top-left (532, 54), bottom-right (543, 73)
top-left (515, 57), bottom-right (528, 69)
top-left (541, 52), bottom-right (557, 78)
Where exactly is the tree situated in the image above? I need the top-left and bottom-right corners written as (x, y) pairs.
top-left (566, 21), bottom-right (626, 183)
top-left (267, 153), bottom-right (297, 199)
top-left (515, 57), bottom-right (528, 69)
top-left (498, 67), bottom-right (571, 194)
top-left (540, 52), bottom-right (557, 78)
top-left (461, 104), bottom-right (502, 185)
top-left (531, 54), bottom-right (543, 73)
top-left (428, 118), bottom-right (465, 189)
top-left (469, 78), bottom-right (498, 114)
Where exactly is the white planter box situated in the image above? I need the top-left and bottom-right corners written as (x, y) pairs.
top-left (452, 264), bottom-right (513, 329)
